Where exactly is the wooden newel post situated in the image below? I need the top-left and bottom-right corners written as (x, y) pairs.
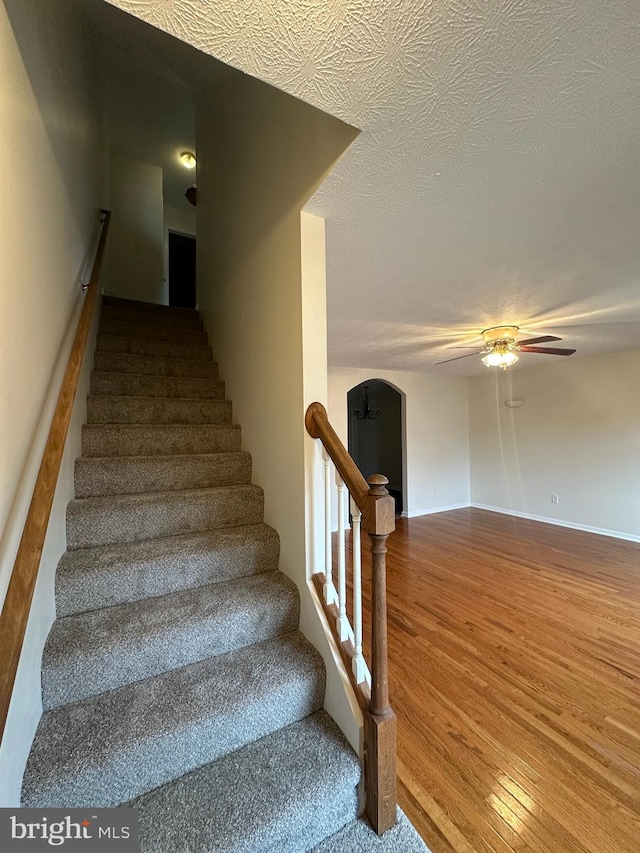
top-left (364, 474), bottom-right (397, 835)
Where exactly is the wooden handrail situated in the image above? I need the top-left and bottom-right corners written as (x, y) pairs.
top-left (305, 401), bottom-right (397, 835)
top-left (305, 402), bottom-right (396, 537)
top-left (306, 403), bottom-right (370, 510)
top-left (0, 209), bottom-right (111, 741)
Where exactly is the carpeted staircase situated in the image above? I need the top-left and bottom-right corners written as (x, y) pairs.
top-left (21, 296), bottom-right (428, 852)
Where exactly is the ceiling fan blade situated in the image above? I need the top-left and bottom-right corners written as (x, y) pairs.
top-left (435, 351), bottom-right (480, 365)
top-left (446, 346), bottom-right (483, 349)
top-left (517, 335), bottom-right (562, 345)
top-left (519, 346), bottom-right (576, 355)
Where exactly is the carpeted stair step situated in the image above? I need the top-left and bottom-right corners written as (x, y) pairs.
top-left (90, 371), bottom-right (225, 400)
top-left (311, 811), bottom-right (430, 853)
top-left (67, 484), bottom-right (264, 549)
top-left (82, 423), bottom-right (241, 457)
top-left (102, 304), bottom-right (204, 330)
top-left (74, 451), bottom-right (251, 498)
top-left (103, 295), bottom-right (198, 319)
top-left (93, 350), bottom-right (218, 379)
top-left (130, 711), bottom-right (361, 853)
top-left (42, 571), bottom-right (300, 709)
top-left (97, 333), bottom-right (212, 362)
top-left (22, 632), bottom-right (325, 807)
top-left (86, 395), bottom-right (232, 425)
top-left (100, 318), bottom-right (208, 346)
top-left (55, 524), bottom-right (280, 617)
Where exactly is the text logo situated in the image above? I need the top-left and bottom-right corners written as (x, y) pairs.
top-left (0, 809), bottom-right (138, 851)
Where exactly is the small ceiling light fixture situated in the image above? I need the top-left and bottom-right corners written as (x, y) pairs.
top-left (179, 151), bottom-right (196, 169)
top-left (353, 386), bottom-right (382, 421)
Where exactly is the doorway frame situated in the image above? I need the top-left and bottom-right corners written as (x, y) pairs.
top-left (346, 378), bottom-right (408, 517)
top-left (163, 225), bottom-right (196, 308)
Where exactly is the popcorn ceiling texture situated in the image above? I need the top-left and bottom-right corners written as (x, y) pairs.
top-left (106, 1), bottom-right (640, 373)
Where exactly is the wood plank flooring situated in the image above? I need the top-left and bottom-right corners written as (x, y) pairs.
top-left (341, 508), bottom-right (640, 853)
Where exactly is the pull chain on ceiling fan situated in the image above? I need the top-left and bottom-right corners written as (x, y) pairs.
top-left (435, 326), bottom-right (576, 369)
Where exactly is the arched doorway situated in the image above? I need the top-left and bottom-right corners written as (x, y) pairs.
top-left (347, 379), bottom-right (405, 515)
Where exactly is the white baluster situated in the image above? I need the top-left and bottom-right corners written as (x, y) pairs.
top-left (350, 496), bottom-right (369, 684)
top-left (336, 474), bottom-right (350, 641)
top-left (322, 448), bottom-right (338, 606)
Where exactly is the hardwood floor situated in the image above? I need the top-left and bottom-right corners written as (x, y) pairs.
top-left (343, 508), bottom-right (640, 853)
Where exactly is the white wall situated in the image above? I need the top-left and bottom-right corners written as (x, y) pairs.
top-left (106, 152), bottom-right (164, 303)
top-left (196, 73), bottom-right (359, 743)
top-left (0, 0), bottom-right (107, 803)
top-left (469, 349), bottom-right (640, 541)
top-left (301, 213), bottom-right (362, 748)
top-left (164, 203), bottom-right (196, 237)
top-left (328, 367), bottom-right (470, 521)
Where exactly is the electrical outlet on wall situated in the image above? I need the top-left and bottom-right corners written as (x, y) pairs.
top-left (551, 494), bottom-right (559, 504)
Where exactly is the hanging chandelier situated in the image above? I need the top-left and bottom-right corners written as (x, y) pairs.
top-left (353, 386), bottom-right (382, 420)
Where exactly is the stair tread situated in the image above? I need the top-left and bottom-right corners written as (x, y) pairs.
top-left (77, 450), bottom-right (249, 463)
top-left (55, 523), bottom-right (280, 617)
top-left (93, 351), bottom-right (218, 378)
top-left (100, 318), bottom-right (208, 345)
top-left (22, 632), bottom-right (325, 807)
top-left (86, 396), bottom-right (232, 426)
top-left (67, 484), bottom-right (264, 549)
top-left (91, 371), bottom-right (225, 400)
top-left (75, 450), bottom-right (250, 497)
top-left (81, 422), bottom-right (242, 457)
top-left (92, 370), bottom-right (222, 382)
top-left (43, 572), bottom-right (299, 709)
top-left (97, 334), bottom-right (213, 362)
top-left (87, 393), bottom-right (228, 404)
top-left (102, 304), bottom-right (203, 330)
top-left (83, 421), bottom-right (238, 430)
top-left (69, 482), bottom-right (263, 510)
top-left (102, 296), bottom-right (198, 318)
top-left (129, 711), bottom-right (361, 853)
top-left (311, 810), bottom-right (430, 853)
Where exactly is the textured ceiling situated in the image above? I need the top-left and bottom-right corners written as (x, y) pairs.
top-left (105, 0), bottom-right (640, 375)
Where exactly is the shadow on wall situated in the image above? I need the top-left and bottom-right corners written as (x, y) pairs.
top-left (347, 380), bottom-right (405, 515)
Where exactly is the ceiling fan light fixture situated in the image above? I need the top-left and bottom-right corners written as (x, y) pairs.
top-left (481, 348), bottom-right (519, 369)
top-left (482, 325), bottom-right (519, 346)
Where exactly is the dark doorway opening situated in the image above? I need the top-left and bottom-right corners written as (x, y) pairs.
top-left (347, 380), bottom-right (404, 516)
top-left (168, 231), bottom-right (196, 309)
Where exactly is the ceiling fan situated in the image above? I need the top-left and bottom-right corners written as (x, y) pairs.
top-left (436, 326), bottom-right (576, 370)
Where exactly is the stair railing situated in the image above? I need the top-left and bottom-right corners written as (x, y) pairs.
top-left (305, 402), bottom-right (397, 835)
top-left (0, 209), bottom-right (111, 742)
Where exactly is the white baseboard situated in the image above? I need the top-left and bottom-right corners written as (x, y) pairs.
top-left (402, 502), bottom-right (470, 519)
top-left (471, 503), bottom-right (640, 544)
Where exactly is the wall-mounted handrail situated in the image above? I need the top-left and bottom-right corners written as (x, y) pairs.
top-left (0, 209), bottom-right (111, 742)
top-left (305, 401), bottom-right (397, 835)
